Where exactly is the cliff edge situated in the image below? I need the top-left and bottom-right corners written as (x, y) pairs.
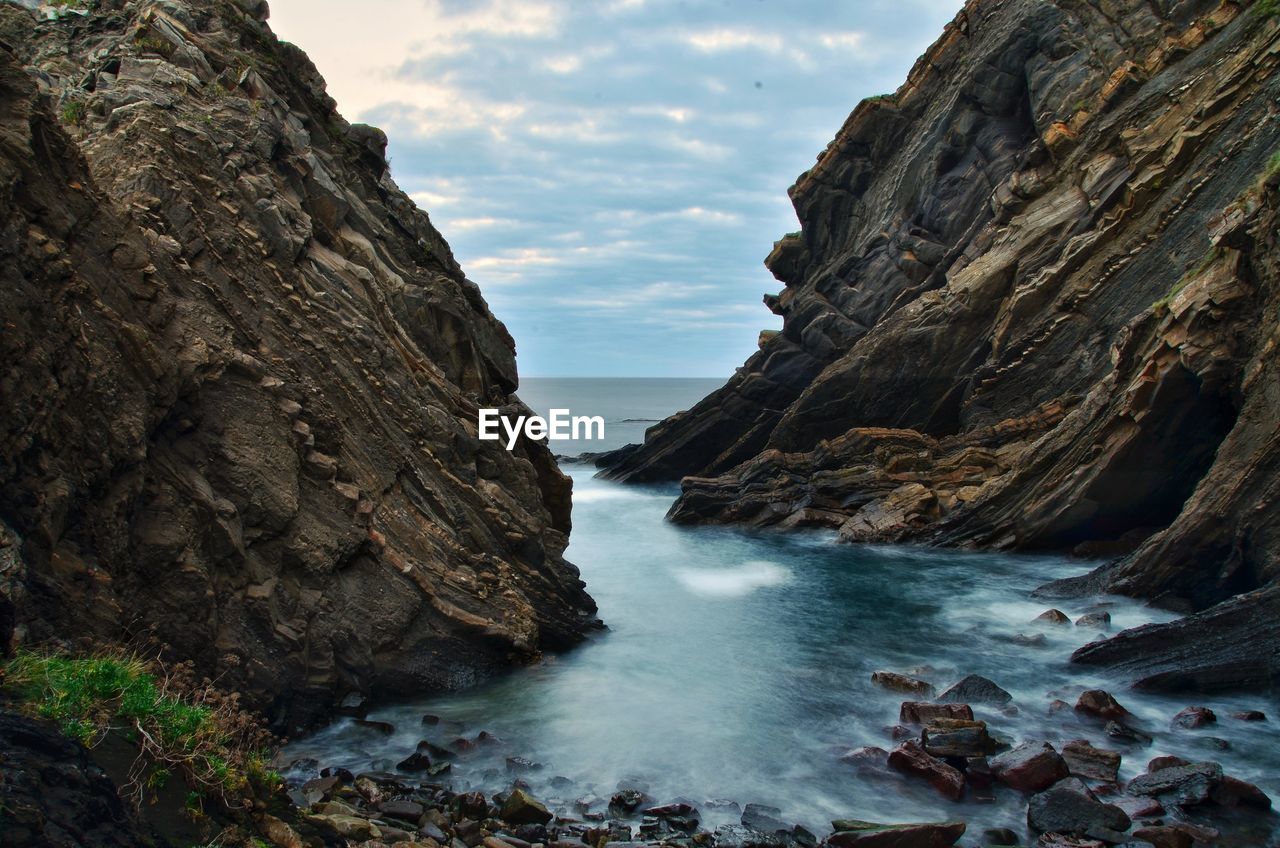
top-left (599, 0), bottom-right (1280, 688)
top-left (0, 0), bottom-right (596, 732)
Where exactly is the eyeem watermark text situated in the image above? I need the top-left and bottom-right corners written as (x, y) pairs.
top-left (479, 409), bottom-right (605, 450)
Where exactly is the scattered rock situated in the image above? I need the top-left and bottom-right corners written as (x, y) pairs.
top-left (990, 742), bottom-right (1070, 792)
top-left (713, 824), bottom-right (785, 848)
top-left (380, 799), bottom-right (425, 821)
top-left (500, 789), bottom-right (553, 825)
top-left (826, 819), bottom-right (966, 847)
top-left (1035, 609), bottom-right (1071, 625)
top-left (1011, 634), bottom-right (1049, 648)
top-left (354, 719), bottom-right (395, 735)
top-left (1075, 613), bottom-right (1110, 632)
top-left (872, 671), bottom-right (935, 698)
top-left (1060, 740), bottom-right (1120, 782)
top-left (1104, 721), bottom-right (1152, 746)
top-left (937, 674), bottom-right (1012, 706)
top-left (887, 740), bottom-right (965, 801)
top-left (1170, 706), bottom-right (1216, 729)
top-left (505, 756), bottom-right (542, 773)
top-left (306, 813), bottom-right (383, 840)
top-left (1130, 825), bottom-right (1192, 848)
top-left (608, 789), bottom-right (651, 817)
top-left (1026, 777), bottom-right (1130, 839)
top-left (1127, 761), bottom-right (1223, 807)
top-left (1074, 690), bottom-right (1129, 721)
top-left (899, 702), bottom-right (974, 725)
top-left (1230, 710), bottom-right (1266, 721)
top-left (741, 803), bottom-right (788, 833)
top-left (921, 719), bottom-right (994, 758)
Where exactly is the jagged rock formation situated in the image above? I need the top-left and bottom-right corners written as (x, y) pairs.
top-left (600, 0), bottom-right (1280, 686)
top-left (0, 0), bottom-right (595, 732)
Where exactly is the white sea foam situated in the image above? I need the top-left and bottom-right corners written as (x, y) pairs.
top-left (673, 560), bottom-right (792, 597)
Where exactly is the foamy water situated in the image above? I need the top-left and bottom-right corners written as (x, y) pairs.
top-left (285, 382), bottom-right (1280, 842)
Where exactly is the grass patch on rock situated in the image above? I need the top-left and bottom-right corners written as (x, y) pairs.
top-left (2, 650), bottom-right (279, 806)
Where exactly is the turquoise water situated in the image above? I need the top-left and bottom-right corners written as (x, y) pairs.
top-left (286, 380), bottom-right (1280, 839)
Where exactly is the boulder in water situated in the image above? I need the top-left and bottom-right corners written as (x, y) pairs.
top-left (937, 674), bottom-right (1012, 706)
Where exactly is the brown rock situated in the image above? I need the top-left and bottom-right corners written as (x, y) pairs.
top-left (1074, 690), bottom-right (1130, 721)
top-left (0, 0), bottom-right (597, 737)
top-left (1170, 706), bottom-right (1216, 728)
top-left (921, 719), bottom-right (993, 758)
top-left (872, 671), bottom-right (935, 698)
top-left (989, 741), bottom-right (1069, 792)
top-left (899, 702), bottom-right (973, 725)
top-left (826, 820), bottom-right (966, 847)
top-left (1035, 609), bottom-right (1071, 625)
top-left (887, 740), bottom-right (965, 801)
top-left (1060, 740), bottom-right (1120, 782)
top-left (1131, 826), bottom-right (1192, 848)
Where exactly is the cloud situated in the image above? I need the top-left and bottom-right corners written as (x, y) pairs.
top-left (268, 0), bottom-right (965, 376)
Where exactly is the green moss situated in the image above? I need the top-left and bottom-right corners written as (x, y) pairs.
top-left (1257, 0), bottom-right (1279, 16)
top-left (2, 651), bottom-right (271, 801)
top-left (60, 98), bottom-right (86, 126)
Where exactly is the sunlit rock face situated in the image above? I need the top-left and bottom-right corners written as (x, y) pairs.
top-left (597, 0), bottom-right (1280, 688)
top-left (0, 0), bottom-right (595, 732)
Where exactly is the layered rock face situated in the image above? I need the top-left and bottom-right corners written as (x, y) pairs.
top-left (601, 0), bottom-right (1280, 677)
top-left (0, 0), bottom-right (595, 731)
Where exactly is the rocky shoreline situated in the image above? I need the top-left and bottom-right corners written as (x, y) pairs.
top-left (266, 660), bottom-right (1275, 848)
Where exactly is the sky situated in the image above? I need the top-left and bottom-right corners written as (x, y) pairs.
top-left (267, 0), bottom-right (963, 377)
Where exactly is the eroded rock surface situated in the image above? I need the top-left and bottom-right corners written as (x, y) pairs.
top-left (0, 0), bottom-right (595, 732)
top-left (598, 0), bottom-right (1280, 690)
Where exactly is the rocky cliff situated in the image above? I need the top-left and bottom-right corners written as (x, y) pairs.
top-left (600, 1), bottom-right (1280, 687)
top-left (0, 0), bottom-right (595, 732)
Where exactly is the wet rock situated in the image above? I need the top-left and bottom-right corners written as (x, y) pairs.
top-left (397, 751), bottom-right (433, 772)
top-left (791, 824), bottom-right (819, 847)
top-left (505, 756), bottom-right (542, 773)
top-left (887, 740), bottom-right (965, 801)
top-left (1210, 774), bottom-right (1272, 809)
top-left (825, 819), bottom-right (966, 847)
top-left (1074, 690), bottom-right (1129, 721)
top-left (1011, 634), bottom-right (1048, 648)
top-left (1060, 740), bottom-right (1120, 782)
top-left (839, 746), bottom-right (890, 774)
top-left (990, 742), bottom-right (1070, 793)
top-left (500, 789), bottom-right (553, 826)
top-left (302, 774), bottom-right (340, 804)
top-left (1033, 837), bottom-right (1104, 848)
top-left (419, 741), bottom-right (457, 760)
top-left (454, 791), bottom-right (490, 820)
top-left (422, 714), bottom-right (441, 726)
top-left (1170, 706), bottom-right (1215, 729)
top-left (1103, 721), bottom-right (1152, 747)
top-left (937, 674), bottom-right (1012, 706)
top-left (1130, 826), bottom-right (1192, 848)
top-left (573, 794), bottom-right (602, 813)
top-left (1026, 777), bottom-right (1130, 839)
top-left (872, 671), bottom-right (935, 698)
top-left (899, 702), bottom-right (973, 725)
top-left (337, 692), bottom-right (368, 717)
top-left (1048, 699), bottom-right (1071, 715)
top-left (921, 718), bottom-right (994, 758)
top-left (647, 802), bottom-right (700, 821)
top-left (306, 813), bottom-right (383, 840)
top-left (714, 824), bottom-right (785, 848)
top-left (1074, 612), bottom-right (1111, 630)
top-left (355, 719), bottom-right (396, 735)
top-left (1035, 609), bottom-right (1071, 625)
top-left (381, 798), bottom-right (426, 821)
top-left (741, 803), bottom-right (788, 833)
top-left (421, 823), bottom-right (449, 842)
top-left (1230, 710), bottom-right (1266, 721)
top-left (608, 789), bottom-right (651, 817)
top-left (1126, 761), bottom-right (1223, 807)
top-left (1110, 793), bottom-right (1165, 820)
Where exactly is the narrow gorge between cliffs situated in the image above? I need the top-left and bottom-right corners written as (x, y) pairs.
top-left (283, 380), bottom-right (1280, 845)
